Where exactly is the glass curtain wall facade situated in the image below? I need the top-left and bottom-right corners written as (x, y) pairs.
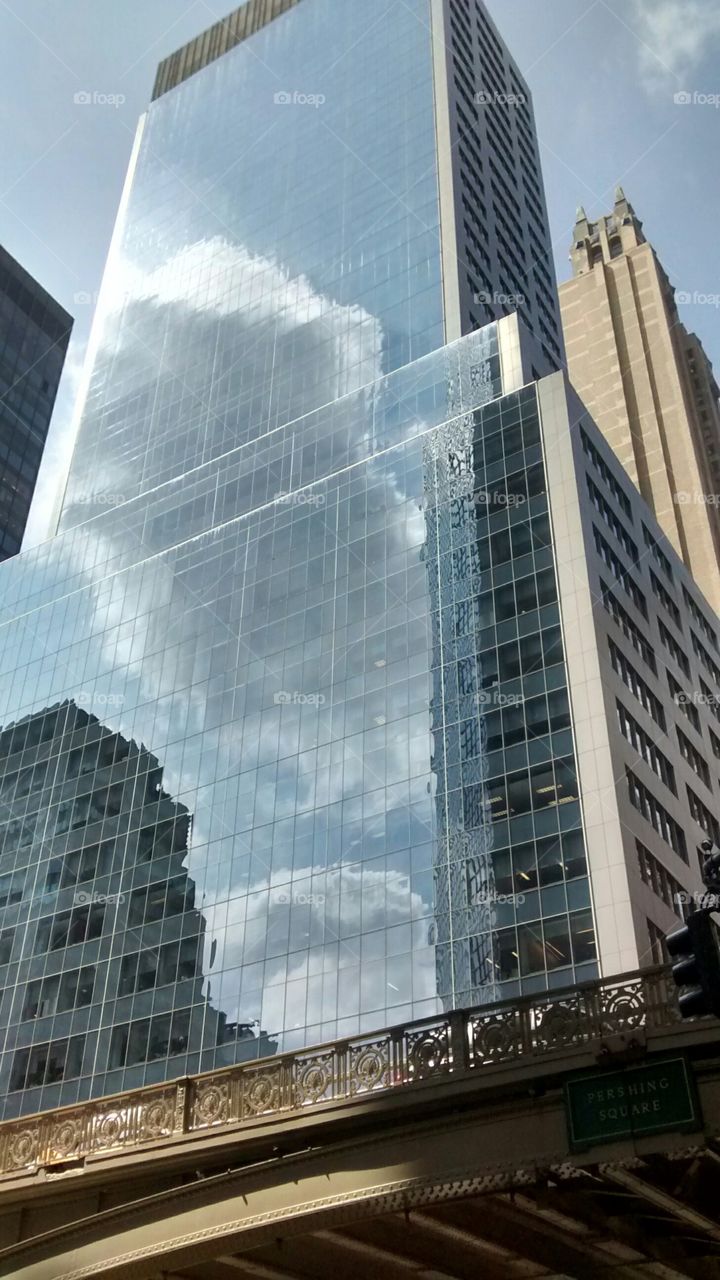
top-left (60, 0), bottom-right (445, 524)
top-left (0, 0), bottom-right (597, 1118)
top-left (0, 330), bottom-right (597, 1118)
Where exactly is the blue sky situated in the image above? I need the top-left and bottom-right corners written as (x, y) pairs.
top-left (1, 0), bottom-right (719, 544)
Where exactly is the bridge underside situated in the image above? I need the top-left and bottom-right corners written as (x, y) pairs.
top-left (0, 971), bottom-right (719, 1278)
top-left (172, 1155), bottom-right (720, 1280)
top-left (2, 1143), bottom-right (720, 1280)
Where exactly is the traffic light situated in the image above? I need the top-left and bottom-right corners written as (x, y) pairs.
top-left (666, 911), bottom-right (720, 1018)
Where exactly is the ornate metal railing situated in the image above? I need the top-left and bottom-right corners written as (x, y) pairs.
top-left (0, 966), bottom-right (688, 1176)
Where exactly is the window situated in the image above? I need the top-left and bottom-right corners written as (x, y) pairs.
top-left (0, 929), bottom-right (13, 965)
top-left (627, 770), bottom-right (687, 860)
top-left (0, 869), bottom-right (25, 908)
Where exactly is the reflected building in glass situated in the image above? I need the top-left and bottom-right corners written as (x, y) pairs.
top-left (0, 0), bottom-right (718, 1118)
top-left (0, 699), bottom-right (277, 1117)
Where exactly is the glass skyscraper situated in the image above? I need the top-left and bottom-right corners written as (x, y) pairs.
top-left (0, 0), bottom-right (589, 1119)
top-left (0, 245), bottom-right (72, 561)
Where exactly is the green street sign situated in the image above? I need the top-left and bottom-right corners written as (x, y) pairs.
top-left (565, 1056), bottom-right (701, 1152)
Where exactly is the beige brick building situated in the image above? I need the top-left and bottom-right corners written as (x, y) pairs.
top-left (559, 189), bottom-right (720, 614)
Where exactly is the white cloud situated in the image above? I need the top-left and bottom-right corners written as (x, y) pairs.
top-left (630, 0), bottom-right (720, 90)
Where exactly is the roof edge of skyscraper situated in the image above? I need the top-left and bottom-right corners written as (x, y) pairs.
top-left (152, 0), bottom-right (304, 100)
top-left (0, 244), bottom-right (73, 327)
top-left (472, 0), bottom-right (533, 99)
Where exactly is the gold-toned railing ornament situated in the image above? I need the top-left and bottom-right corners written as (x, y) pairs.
top-left (0, 966), bottom-right (680, 1177)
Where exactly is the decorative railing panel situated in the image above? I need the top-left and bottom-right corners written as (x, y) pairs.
top-left (0, 967), bottom-right (690, 1177)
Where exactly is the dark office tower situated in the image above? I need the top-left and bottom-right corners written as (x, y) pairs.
top-left (0, 247), bottom-right (72, 561)
top-left (0, 0), bottom-right (583, 1113)
top-left (432, 0), bottom-right (565, 368)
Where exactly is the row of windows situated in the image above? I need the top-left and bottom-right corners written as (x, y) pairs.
top-left (10, 1033), bottom-right (84, 1093)
top-left (668, 670), bottom-right (701, 733)
top-left (587, 476), bottom-right (638, 562)
top-left (636, 840), bottom-right (688, 920)
top-left (683, 584), bottom-right (717, 651)
top-left (659, 619), bottom-right (690, 679)
top-left (701, 678), bottom-right (720, 726)
top-left (494, 908), bottom-right (596, 980)
top-left (481, 687), bottom-right (571, 755)
top-left (34, 903), bottom-right (106, 956)
top-left (109, 1008), bottom-right (194, 1070)
top-left (466, 755), bottom-right (578, 826)
top-left (601, 580), bottom-right (656, 672)
top-left (650, 570), bottom-right (682, 631)
top-left (492, 830), bottom-right (587, 896)
top-left (22, 965), bottom-right (96, 1021)
top-left (642, 525), bottom-right (673, 583)
top-left (118, 935), bottom-right (202, 997)
top-left (627, 770), bottom-right (687, 862)
top-left (594, 528), bottom-right (646, 617)
top-left (647, 918), bottom-right (668, 965)
top-left (580, 428), bottom-right (633, 521)
top-left (692, 631), bottom-right (720, 689)
top-left (687, 785), bottom-right (720, 844)
top-left (472, 566), bottom-right (557, 631)
top-left (617, 701), bottom-right (676, 795)
top-left (677, 727), bottom-right (711, 789)
top-left (609, 640), bottom-right (666, 731)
